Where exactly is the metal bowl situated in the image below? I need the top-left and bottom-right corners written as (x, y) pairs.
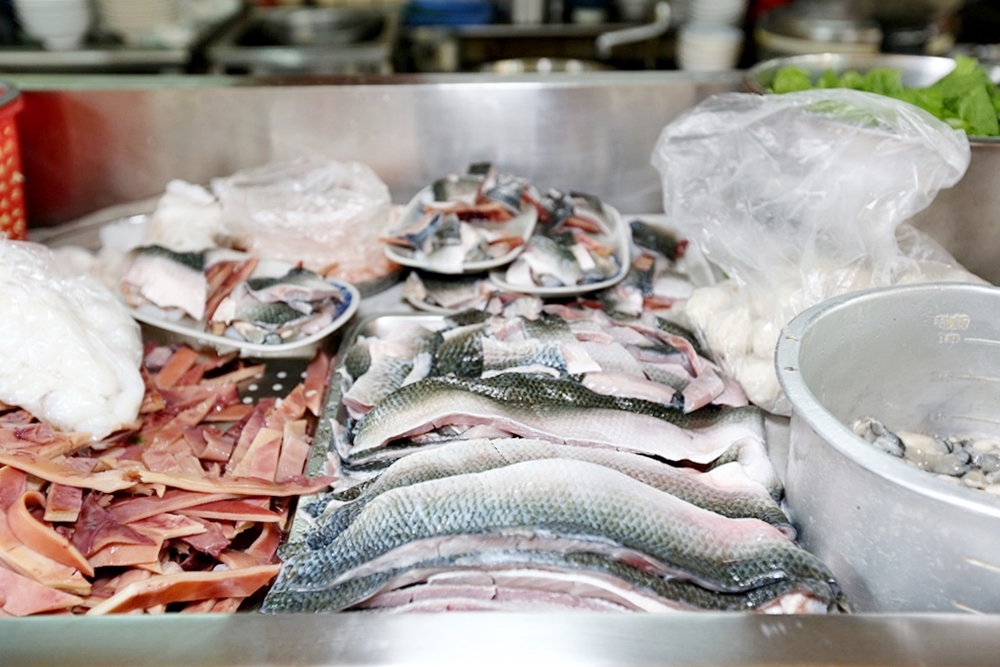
top-left (777, 283), bottom-right (1000, 612)
top-left (744, 52), bottom-right (959, 94)
top-left (256, 7), bottom-right (385, 47)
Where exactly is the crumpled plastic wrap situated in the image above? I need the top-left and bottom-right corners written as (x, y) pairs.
top-left (133, 156), bottom-right (397, 287)
top-left (211, 156), bottom-right (396, 284)
top-left (651, 89), bottom-right (982, 415)
top-left (0, 240), bottom-right (143, 438)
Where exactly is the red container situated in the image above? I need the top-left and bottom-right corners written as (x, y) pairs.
top-left (0, 85), bottom-right (25, 241)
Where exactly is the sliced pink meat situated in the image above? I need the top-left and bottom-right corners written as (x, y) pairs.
top-left (44, 484), bottom-right (83, 523)
top-left (0, 467), bottom-right (26, 512)
top-left (177, 500), bottom-right (281, 523)
top-left (109, 490), bottom-right (238, 525)
top-left (136, 469), bottom-right (333, 497)
top-left (128, 513), bottom-right (208, 541)
top-left (303, 352), bottom-right (331, 417)
top-left (276, 420), bottom-right (311, 483)
top-left (0, 451), bottom-right (137, 494)
top-left (71, 494), bottom-right (155, 558)
top-left (85, 564), bottom-right (280, 615)
top-left (0, 510), bottom-right (90, 595)
top-left (7, 491), bottom-right (93, 576)
top-left (0, 566), bottom-right (82, 616)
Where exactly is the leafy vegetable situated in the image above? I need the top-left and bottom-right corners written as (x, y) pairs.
top-left (768, 56), bottom-right (1000, 137)
top-left (771, 67), bottom-right (812, 94)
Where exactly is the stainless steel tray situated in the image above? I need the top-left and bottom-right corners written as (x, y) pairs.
top-left (286, 313), bottom-right (448, 553)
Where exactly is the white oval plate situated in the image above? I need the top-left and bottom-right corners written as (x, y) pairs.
top-left (402, 293), bottom-right (464, 315)
top-left (116, 237), bottom-right (361, 358)
top-left (383, 186), bottom-right (538, 275)
top-left (129, 276), bottom-right (360, 359)
top-left (488, 204), bottom-right (631, 298)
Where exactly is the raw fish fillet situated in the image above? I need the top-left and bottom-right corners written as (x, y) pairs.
top-left (264, 459), bottom-right (840, 612)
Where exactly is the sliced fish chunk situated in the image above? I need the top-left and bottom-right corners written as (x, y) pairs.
top-left (120, 245), bottom-right (207, 321)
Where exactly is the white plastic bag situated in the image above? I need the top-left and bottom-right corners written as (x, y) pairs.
top-left (651, 89), bottom-right (980, 414)
top-left (0, 240), bottom-right (144, 438)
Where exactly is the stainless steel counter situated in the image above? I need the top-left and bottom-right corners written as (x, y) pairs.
top-left (12, 70), bottom-right (994, 282)
top-left (7, 71), bottom-right (1000, 663)
top-left (3, 613), bottom-right (1000, 665)
top-left (11, 71), bottom-right (741, 227)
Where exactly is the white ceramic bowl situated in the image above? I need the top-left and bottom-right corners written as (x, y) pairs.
top-left (677, 21), bottom-right (743, 69)
top-left (14, 0), bottom-right (91, 49)
top-left (688, 0), bottom-right (747, 25)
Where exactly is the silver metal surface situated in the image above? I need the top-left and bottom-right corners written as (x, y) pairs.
top-left (207, 6), bottom-right (398, 75)
top-left (0, 47), bottom-right (190, 73)
top-left (777, 283), bottom-right (1000, 612)
top-left (484, 57), bottom-right (611, 72)
top-left (12, 71), bottom-right (741, 227)
top-left (255, 7), bottom-right (387, 47)
top-left (758, 3), bottom-right (883, 44)
top-left (910, 141), bottom-right (1000, 284)
top-left (5, 612), bottom-right (1000, 666)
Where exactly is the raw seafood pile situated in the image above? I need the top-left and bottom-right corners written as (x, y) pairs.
top-left (402, 217), bottom-right (691, 316)
top-left (401, 271), bottom-right (544, 317)
top-left (0, 345), bottom-right (332, 616)
top-left (263, 308), bottom-right (845, 614)
top-left (502, 190), bottom-right (623, 290)
top-left (120, 246), bottom-right (354, 346)
top-left (401, 272), bottom-right (502, 312)
top-left (595, 219), bottom-right (698, 317)
top-left (0, 240), bottom-right (144, 439)
top-left (855, 417), bottom-right (1000, 492)
top-left (381, 164), bottom-right (537, 274)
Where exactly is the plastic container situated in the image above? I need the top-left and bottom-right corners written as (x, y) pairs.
top-left (0, 84), bottom-right (25, 241)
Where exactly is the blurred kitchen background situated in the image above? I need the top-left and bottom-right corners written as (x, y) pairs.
top-left (0, 0), bottom-right (995, 75)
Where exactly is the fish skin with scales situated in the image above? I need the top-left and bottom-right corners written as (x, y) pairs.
top-left (350, 373), bottom-right (762, 464)
top-left (263, 459), bottom-right (841, 612)
top-left (305, 438), bottom-right (792, 551)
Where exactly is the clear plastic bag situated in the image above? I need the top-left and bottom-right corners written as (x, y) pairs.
top-left (651, 89), bottom-right (980, 414)
top-left (211, 156), bottom-right (395, 284)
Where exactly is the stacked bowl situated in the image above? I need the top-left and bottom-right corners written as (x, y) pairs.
top-left (13, 0), bottom-right (92, 50)
top-left (673, 0), bottom-right (746, 71)
top-left (96, 0), bottom-right (181, 44)
top-left (687, 0), bottom-right (747, 25)
top-left (677, 21), bottom-right (744, 70)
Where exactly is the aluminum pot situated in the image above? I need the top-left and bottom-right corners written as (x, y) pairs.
top-left (776, 282), bottom-right (1000, 612)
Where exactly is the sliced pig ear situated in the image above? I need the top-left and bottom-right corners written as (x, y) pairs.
top-left (0, 567), bottom-right (83, 617)
top-left (85, 564), bottom-right (280, 616)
